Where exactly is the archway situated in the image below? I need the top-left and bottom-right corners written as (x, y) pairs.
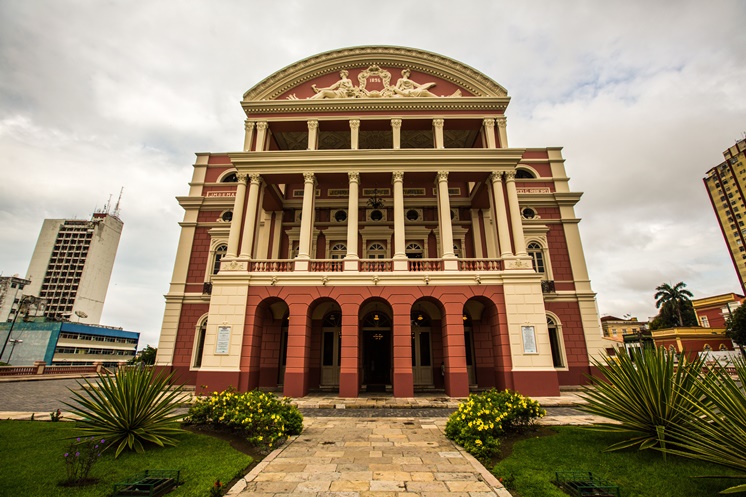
top-left (359, 301), bottom-right (392, 392)
top-left (410, 299), bottom-right (443, 388)
top-left (463, 297), bottom-right (507, 390)
top-left (307, 298), bottom-right (342, 391)
top-left (252, 298), bottom-right (289, 390)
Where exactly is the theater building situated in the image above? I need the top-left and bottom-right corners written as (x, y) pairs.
top-left (155, 46), bottom-right (605, 398)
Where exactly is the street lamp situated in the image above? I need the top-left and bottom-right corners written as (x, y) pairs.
top-left (6, 339), bottom-right (23, 364)
top-left (0, 295), bottom-right (40, 363)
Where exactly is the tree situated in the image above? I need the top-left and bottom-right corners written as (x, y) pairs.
top-left (131, 345), bottom-right (157, 365)
top-left (725, 304), bottom-right (746, 356)
top-left (654, 282), bottom-right (695, 327)
top-left (649, 300), bottom-right (697, 330)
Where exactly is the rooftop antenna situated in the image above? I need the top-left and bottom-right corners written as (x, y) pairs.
top-left (113, 187), bottom-right (123, 218)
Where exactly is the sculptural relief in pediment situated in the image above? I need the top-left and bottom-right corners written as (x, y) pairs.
top-left (284, 66), bottom-right (464, 100)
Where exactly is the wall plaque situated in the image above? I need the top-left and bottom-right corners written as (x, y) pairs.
top-left (521, 326), bottom-right (537, 354)
top-left (215, 326), bottom-right (231, 354)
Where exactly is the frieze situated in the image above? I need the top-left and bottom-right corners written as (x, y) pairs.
top-left (516, 188), bottom-right (551, 194)
top-left (206, 191), bottom-right (237, 198)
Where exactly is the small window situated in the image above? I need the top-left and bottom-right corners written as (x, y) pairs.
top-left (515, 169), bottom-right (535, 179)
top-left (213, 244), bottom-right (227, 274)
top-left (406, 209), bottom-right (420, 221)
top-left (333, 210), bottom-right (347, 222)
top-left (406, 242), bottom-right (423, 259)
top-left (521, 207), bottom-right (536, 219)
top-left (700, 316), bottom-right (709, 328)
top-left (194, 319), bottom-right (207, 368)
top-left (368, 242), bottom-right (386, 259)
top-left (370, 209), bottom-right (384, 221)
top-left (528, 242), bottom-right (545, 273)
top-left (221, 211), bottom-right (233, 222)
top-left (330, 243), bottom-right (346, 259)
top-left (221, 172), bottom-right (238, 183)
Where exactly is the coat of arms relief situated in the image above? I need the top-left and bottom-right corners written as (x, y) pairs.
top-left (287, 66), bottom-right (462, 100)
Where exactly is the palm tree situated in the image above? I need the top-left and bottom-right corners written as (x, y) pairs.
top-left (654, 282), bottom-right (694, 327)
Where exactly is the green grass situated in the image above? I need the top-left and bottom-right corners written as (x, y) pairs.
top-left (492, 426), bottom-right (741, 497)
top-left (0, 420), bottom-right (253, 497)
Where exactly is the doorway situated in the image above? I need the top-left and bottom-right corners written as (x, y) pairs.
top-left (361, 311), bottom-right (391, 392)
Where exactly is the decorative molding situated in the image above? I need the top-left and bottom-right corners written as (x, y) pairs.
top-left (348, 171), bottom-right (360, 183)
top-left (496, 117), bottom-right (507, 128)
top-left (436, 171), bottom-right (449, 182)
top-left (489, 171), bottom-right (503, 183)
top-left (391, 118), bottom-right (402, 129)
top-left (244, 121), bottom-right (255, 131)
top-left (248, 173), bottom-right (262, 185)
top-left (433, 119), bottom-right (445, 128)
top-left (303, 172), bottom-right (316, 183)
top-left (256, 122), bottom-right (268, 131)
top-left (483, 118), bottom-right (495, 128)
top-left (505, 171), bottom-right (516, 181)
top-left (236, 173), bottom-right (248, 184)
top-left (349, 119), bottom-right (360, 130)
top-left (392, 171), bottom-right (404, 182)
top-left (307, 120), bottom-right (319, 130)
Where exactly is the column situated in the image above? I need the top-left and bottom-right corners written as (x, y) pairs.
top-left (239, 174), bottom-right (262, 258)
top-left (391, 119), bottom-right (402, 149)
top-left (433, 119), bottom-right (445, 149)
top-left (243, 121), bottom-right (255, 152)
top-left (297, 172), bottom-right (316, 260)
top-left (490, 172), bottom-right (513, 257)
top-left (338, 305), bottom-right (359, 397)
top-left (307, 120), bottom-right (319, 151)
top-left (505, 171), bottom-right (526, 255)
top-left (442, 304), bottom-right (469, 397)
top-left (470, 209), bottom-right (484, 258)
top-left (392, 171), bottom-right (406, 262)
top-left (254, 122), bottom-right (268, 151)
top-left (349, 120), bottom-right (360, 150)
top-left (392, 302), bottom-right (414, 397)
top-left (345, 172), bottom-right (360, 271)
top-left (436, 171), bottom-right (456, 259)
top-left (226, 173), bottom-right (248, 258)
top-left (283, 311), bottom-right (311, 397)
top-left (496, 116), bottom-right (508, 148)
top-left (483, 118), bottom-right (496, 149)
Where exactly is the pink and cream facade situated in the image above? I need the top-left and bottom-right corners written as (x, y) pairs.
top-left (155, 47), bottom-right (605, 398)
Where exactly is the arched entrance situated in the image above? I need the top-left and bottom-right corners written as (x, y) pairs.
top-left (320, 311), bottom-right (342, 387)
top-left (361, 309), bottom-right (391, 392)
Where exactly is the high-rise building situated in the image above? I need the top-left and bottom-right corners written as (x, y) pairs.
top-left (704, 137), bottom-right (746, 292)
top-left (155, 46), bottom-right (605, 398)
top-left (24, 212), bottom-right (123, 324)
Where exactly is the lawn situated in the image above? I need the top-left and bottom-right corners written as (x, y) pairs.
top-left (492, 426), bottom-right (741, 497)
top-left (0, 420), bottom-right (253, 497)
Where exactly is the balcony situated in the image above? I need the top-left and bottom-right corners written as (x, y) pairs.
top-left (226, 258), bottom-right (506, 273)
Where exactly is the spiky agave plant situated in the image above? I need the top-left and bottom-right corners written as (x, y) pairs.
top-left (664, 358), bottom-right (746, 494)
top-left (579, 346), bottom-right (709, 454)
top-left (65, 367), bottom-right (188, 457)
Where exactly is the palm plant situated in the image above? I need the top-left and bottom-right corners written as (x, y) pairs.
top-left (65, 367), bottom-right (188, 457)
top-left (663, 358), bottom-right (746, 494)
top-left (654, 282), bottom-right (694, 327)
top-left (579, 346), bottom-right (709, 454)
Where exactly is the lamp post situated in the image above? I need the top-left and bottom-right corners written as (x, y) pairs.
top-left (6, 339), bottom-right (23, 364)
top-left (0, 295), bottom-right (40, 363)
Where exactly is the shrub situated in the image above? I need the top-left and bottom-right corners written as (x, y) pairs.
top-left (65, 367), bottom-right (188, 457)
top-left (186, 389), bottom-right (303, 449)
top-left (62, 436), bottom-right (107, 485)
top-left (445, 389), bottom-right (545, 461)
top-left (579, 346), bottom-right (709, 454)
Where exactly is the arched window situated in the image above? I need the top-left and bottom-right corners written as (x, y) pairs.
top-left (193, 318), bottom-right (207, 368)
top-left (547, 316), bottom-right (564, 368)
top-left (368, 242), bottom-right (386, 259)
top-left (330, 243), bottom-right (346, 259)
top-left (221, 172), bottom-right (238, 183)
top-left (362, 311), bottom-right (391, 328)
top-left (528, 242), bottom-right (545, 274)
top-left (515, 168), bottom-right (535, 179)
top-left (406, 242), bottom-right (423, 259)
top-left (213, 244), bottom-right (227, 274)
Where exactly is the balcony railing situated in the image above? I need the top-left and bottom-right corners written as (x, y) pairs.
top-left (408, 259), bottom-right (445, 272)
top-left (360, 260), bottom-right (392, 272)
top-left (458, 259), bottom-right (503, 271)
top-left (232, 258), bottom-right (509, 273)
top-left (310, 260), bottom-right (344, 272)
top-left (249, 260), bottom-right (294, 272)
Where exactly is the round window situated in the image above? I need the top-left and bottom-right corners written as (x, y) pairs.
top-left (522, 207), bottom-right (536, 219)
top-left (370, 210), bottom-right (383, 221)
top-left (221, 211), bottom-right (233, 222)
top-left (334, 210), bottom-right (347, 222)
top-left (406, 209), bottom-right (419, 221)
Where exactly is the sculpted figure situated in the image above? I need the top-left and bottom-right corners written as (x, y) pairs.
top-left (392, 69), bottom-right (439, 98)
top-left (310, 70), bottom-right (358, 99)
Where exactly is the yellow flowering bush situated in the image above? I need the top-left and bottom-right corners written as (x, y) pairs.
top-left (186, 389), bottom-right (303, 449)
top-left (445, 389), bottom-right (545, 461)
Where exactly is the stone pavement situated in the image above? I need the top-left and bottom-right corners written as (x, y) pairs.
top-left (229, 416), bottom-right (512, 497)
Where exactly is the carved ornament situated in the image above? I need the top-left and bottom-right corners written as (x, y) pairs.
top-left (348, 171), bottom-right (360, 183)
top-left (392, 171), bottom-right (404, 182)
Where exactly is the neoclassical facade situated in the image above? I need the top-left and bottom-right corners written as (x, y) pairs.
top-left (155, 46), bottom-right (605, 398)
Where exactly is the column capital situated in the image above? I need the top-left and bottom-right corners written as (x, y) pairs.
top-left (392, 171), bottom-right (404, 182)
top-left (489, 171), bottom-right (503, 183)
top-left (505, 171), bottom-right (516, 182)
top-left (349, 119), bottom-right (360, 129)
top-left (303, 172), bottom-right (316, 184)
top-left (391, 118), bottom-right (402, 129)
top-left (244, 120), bottom-right (255, 131)
top-left (236, 173), bottom-right (249, 184)
top-left (496, 116), bottom-right (507, 128)
top-left (433, 118), bottom-right (445, 128)
top-left (248, 173), bottom-right (262, 185)
top-left (307, 120), bottom-right (319, 130)
top-left (256, 121), bottom-right (269, 131)
top-left (436, 170), bottom-right (449, 183)
top-left (348, 171), bottom-right (360, 183)
top-left (483, 118), bottom-right (495, 128)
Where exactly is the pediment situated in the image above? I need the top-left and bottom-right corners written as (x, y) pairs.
top-left (243, 46), bottom-right (509, 102)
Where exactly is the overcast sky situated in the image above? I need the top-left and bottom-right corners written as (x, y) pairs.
top-left (2, 1), bottom-right (745, 349)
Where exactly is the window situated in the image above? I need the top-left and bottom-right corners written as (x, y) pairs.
top-left (700, 316), bottom-right (709, 327)
top-left (406, 209), bottom-right (420, 221)
top-left (528, 242), bottom-right (545, 273)
top-left (515, 168), bottom-right (535, 179)
top-left (405, 242), bottom-right (423, 259)
top-left (333, 210), bottom-right (347, 222)
top-left (330, 243), bottom-right (346, 259)
top-left (194, 319), bottom-right (207, 368)
top-left (213, 244), bottom-right (227, 274)
top-left (521, 207), bottom-right (537, 219)
top-left (547, 316), bottom-right (564, 368)
top-left (221, 211), bottom-right (233, 222)
top-left (221, 172), bottom-right (238, 183)
top-left (367, 242), bottom-right (386, 259)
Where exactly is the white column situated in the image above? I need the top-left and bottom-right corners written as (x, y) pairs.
top-left (392, 171), bottom-right (406, 260)
top-left (308, 120), bottom-right (319, 151)
top-left (226, 174), bottom-right (248, 258)
top-left (483, 118), bottom-right (496, 149)
top-left (239, 174), bottom-right (262, 258)
top-left (505, 171), bottom-right (526, 255)
top-left (496, 117), bottom-right (508, 148)
top-left (345, 172), bottom-right (360, 261)
top-left (436, 171), bottom-right (455, 259)
top-left (255, 122), bottom-right (268, 151)
top-left (297, 172), bottom-right (316, 259)
top-left (490, 172), bottom-right (513, 257)
top-left (433, 119), bottom-right (445, 149)
top-left (391, 119), bottom-right (402, 149)
top-left (349, 120), bottom-right (360, 150)
top-left (243, 121), bottom-right (255, 152)
top-left (470, 209), bottom-right (484, 258)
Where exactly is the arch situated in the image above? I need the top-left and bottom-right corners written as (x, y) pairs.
top-left (411, 298), bottom-right (442, 388)
top-left (463, 296), bottom-right (510, 390)
top-left (308, 298), bottom-right (342, 390)
top-left (219, 170), bottom-right (238, 183)
top-left (515, 167), bottom-right (537, 179)
top-left (546, 313), bottom-right (567, 369)
top-left (192, 313), bottom-right (209, 368)
top-left (359, 298), bottom-right (394, 392)
top-left (243, 46), bottom-right (509, 102)
top-left (246, 297), bottom-right (290, 390)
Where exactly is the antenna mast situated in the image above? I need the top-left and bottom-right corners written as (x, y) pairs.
top-left (113, 187), bottom-right (123, 218)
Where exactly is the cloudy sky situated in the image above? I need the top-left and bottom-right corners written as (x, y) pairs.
top-left (2, 1), bottom-right (745, 348)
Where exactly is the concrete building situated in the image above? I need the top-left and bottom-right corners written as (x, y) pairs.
top-left (0, 321), bottom-right (138, 366)
top-left (25, 211), bottom-right (123, 324)
top-left (155, 46), bottom-right (605, 398)
top-left (0, 275), bottom-right (31, 322)
top-left (704, 137), bottom-right (746, 293)
top-left (600, 315), bottom-right (646, 343)
top-left (692, 292), bottom-right (743, 328)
